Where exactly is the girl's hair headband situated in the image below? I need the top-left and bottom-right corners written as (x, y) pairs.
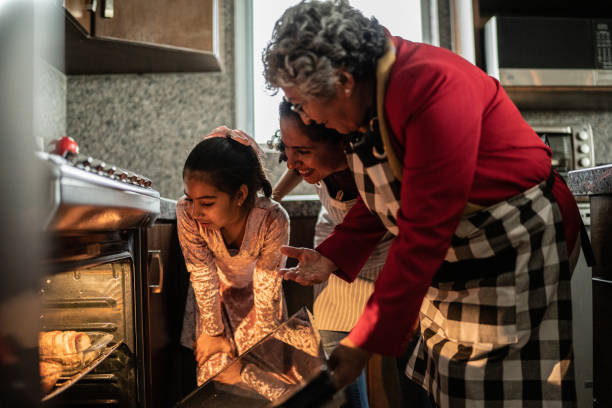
top-left (204, 126), bottom-right (264, 158)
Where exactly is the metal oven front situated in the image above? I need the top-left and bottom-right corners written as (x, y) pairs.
top-left (41, 233), bottom-right (139, 407)
top-left (532, 124), bottom-right (595, 178)
top-left (38, 151), bottom-right (163, 407)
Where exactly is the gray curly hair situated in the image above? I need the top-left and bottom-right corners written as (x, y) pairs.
top-left (263, 0), bottom-right (387, 99)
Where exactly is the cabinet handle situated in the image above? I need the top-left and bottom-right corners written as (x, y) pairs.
top-left (148, 250), bottom-right (164, 294)
top-left (103, 0), bottom-right (114, 18)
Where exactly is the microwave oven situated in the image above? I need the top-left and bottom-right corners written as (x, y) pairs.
top-left (484, 16), bottom-right (612, 86)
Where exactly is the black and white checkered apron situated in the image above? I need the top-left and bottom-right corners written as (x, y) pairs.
top-left (345, 127), bottom-right (576, 407)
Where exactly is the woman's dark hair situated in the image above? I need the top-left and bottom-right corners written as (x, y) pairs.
top-left (269, 100), bottom-right (345, 162)
top-left (183, 137), bottom-right (272, 209)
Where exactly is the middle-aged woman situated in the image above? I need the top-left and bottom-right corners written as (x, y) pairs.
top-left (271, 100), bottom-right (396, 407)
top-left (262, 0), bottom-right (586, 406)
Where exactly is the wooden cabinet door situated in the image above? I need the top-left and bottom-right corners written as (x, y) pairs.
top-left (94, 0), bottom-right (216, 53)
top-left (65, 0), bottom-right (93, 33)
top-left (145, 223), bottom-right (194, 407)
top-left (283, 216), bottom-right (317, 316)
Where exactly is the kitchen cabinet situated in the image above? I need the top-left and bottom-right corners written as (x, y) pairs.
top-left (142, 222), bottom-right (195, 408)
top-left (587, 196), bottom-right (611, 408)
top-left (590, 195), bottom-right (612, 407)
top-left (473, 0), bottom-right (612, 109)
top-left (283, 215), bottom-right (317, 316)
top-left (64, 0), bottom-right (92, 34)
top-left (568, 166), bottom-right (612, 408)
top-left (592, 278), bottom-right (612, 408)
top-left (62, 0), bottom-right (221, 74)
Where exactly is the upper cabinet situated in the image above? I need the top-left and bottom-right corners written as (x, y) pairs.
top-left (62, 0), bottom-right (221, 75)
top-left (474, 0), bottom-right (612, 109)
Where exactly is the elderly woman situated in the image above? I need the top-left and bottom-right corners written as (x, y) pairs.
top-left (263, 1), bottom-right (585, 407)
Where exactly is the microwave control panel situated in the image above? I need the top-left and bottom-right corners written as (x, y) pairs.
top-left (594, 20), bottom-right (612, 69)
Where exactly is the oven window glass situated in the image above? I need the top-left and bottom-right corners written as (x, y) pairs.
top-left (39, 258), bottom-right (134, 399)
top-left (177, 307), bottom-right (329, 408)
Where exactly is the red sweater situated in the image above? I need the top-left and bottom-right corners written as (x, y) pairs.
top-left (316, 36), bottom-right (581, 356)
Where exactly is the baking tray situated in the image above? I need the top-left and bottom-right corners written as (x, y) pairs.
top-left (41, 338), bottom-right (122, 401)
top-left (40, 331), bottom-right (114, 375)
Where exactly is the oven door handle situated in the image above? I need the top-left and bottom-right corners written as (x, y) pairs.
top-left (148, 250), bottom-right (164, 294)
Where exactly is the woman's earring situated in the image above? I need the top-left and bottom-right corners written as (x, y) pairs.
top-left (344, 88), bottom-right (350, 96)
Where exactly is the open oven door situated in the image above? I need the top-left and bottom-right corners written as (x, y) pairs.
top-left (175, 307), bottom-right (345, 408)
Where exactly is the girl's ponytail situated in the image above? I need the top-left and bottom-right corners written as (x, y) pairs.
top-left (256, 165), bottom-right (273, 198)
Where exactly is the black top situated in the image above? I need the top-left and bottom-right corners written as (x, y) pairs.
top-left (322, 169), bottom-right (358, 202)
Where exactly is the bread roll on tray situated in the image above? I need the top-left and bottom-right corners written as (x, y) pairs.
top-left (38, 330), bottom-right (93, 370)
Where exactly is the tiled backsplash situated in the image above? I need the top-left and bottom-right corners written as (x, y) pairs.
top-left (38, 62), bottom-right (66, 149)
top-left (66, 72), bottom-right (235, 200)
top-left (65, 0), bottom-right (235, 201)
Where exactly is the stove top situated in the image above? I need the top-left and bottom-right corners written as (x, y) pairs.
top-left (45, 152), bottom-right (154, 189)
top-left (39, 152), bottom-right (160, 231)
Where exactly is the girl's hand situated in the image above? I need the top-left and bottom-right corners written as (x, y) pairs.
top-left (328, 337), bottom-right (371, 390)
top-left (194, 332), bottom-right (233, 366)
top-left (214, 361), bottom-right (243, 385)
top-left (279, 246), bottom-right (336, 286)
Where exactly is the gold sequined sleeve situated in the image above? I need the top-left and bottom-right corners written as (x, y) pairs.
top-left (253, 205), bottom-right (289, 334)
top-left (176, 198), bottom-right (224, 336)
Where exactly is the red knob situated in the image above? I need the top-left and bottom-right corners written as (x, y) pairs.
top-left (50, 136), bottom-right (79, 158)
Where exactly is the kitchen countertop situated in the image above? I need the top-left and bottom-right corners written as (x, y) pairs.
top-left (159, 197), bottom-right (178, 220)
top-left (156, 195), bottom-right (321, 221)
top-left (567, 164), bottom-right (612, 196)
top-left (278, 194), bottom-right (321, 218)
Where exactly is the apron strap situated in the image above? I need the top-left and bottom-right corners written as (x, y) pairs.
top-left (581, 223), bottom-right (596, 267)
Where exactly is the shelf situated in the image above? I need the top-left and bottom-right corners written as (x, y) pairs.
top-left (63, 9), bottom-right (221, 75)
top-left (504, 86), bottom-right (612, 110)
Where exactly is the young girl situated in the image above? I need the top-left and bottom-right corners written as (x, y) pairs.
top-left (177, 127), bottom-right (289, 385)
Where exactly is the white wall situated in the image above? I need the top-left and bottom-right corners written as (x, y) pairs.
top-left (250, 0), bottom-right (422, 143)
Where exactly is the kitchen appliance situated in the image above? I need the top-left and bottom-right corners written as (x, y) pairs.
top-left (531, 124), bottom-right (595, 179)
top-left (484, 16), bottom-right (612, 86)
top-left (38, 151), bottom-right (192, 407)
top-left (176, 307), bottom-right (343, 408)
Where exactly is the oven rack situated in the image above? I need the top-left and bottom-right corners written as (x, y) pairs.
top-left (42, 340), bottom-right (123, 401)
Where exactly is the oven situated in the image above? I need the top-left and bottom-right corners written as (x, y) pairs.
top-left (532, 124), bottom-right (596, 178)
top-left (531, 123), bottom-right (594, 224)
top-left (37, 151), bottom-right (193, 408)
